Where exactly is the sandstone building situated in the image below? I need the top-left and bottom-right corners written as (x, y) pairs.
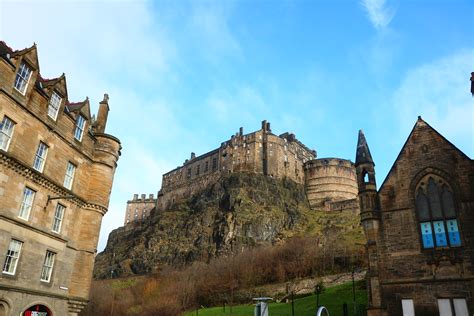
top-left (357, 117), bottom-right (473, 315)
top-left (125, 120), bottom-right (359, 224)
top-left (0, 42), bottom-right (121, 315)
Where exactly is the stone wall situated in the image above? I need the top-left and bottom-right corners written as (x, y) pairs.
top-left (124, 194), bottom-right (157, 225)
top-left (304, 158), bottom-right (358, 210)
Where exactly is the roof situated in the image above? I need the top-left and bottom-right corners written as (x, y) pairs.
top-left (378, 116), bottom-right (473, 192)
top-left (355, 129), bottom-right (374, 166)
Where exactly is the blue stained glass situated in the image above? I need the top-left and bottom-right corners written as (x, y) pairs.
top-left (433, 221), bottom-right (447, 247)
top-left (420, 222), bottom-right (434, 248)
top-left (447, 219), bottom-right (461, 247)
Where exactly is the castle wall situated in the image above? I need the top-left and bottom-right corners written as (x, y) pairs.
top-left (124, 194), bottom-right (156, 225)
top-left (304, 158), bottom-right (358, 210)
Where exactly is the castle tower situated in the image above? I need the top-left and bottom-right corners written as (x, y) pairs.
top-left (355, 130), bottom-right (384, 316)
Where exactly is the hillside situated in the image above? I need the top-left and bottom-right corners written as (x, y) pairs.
top-left (94, 172), bottom-right (363, 279)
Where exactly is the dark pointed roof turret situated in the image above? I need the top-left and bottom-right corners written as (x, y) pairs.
top-left (356, 129), bottom-right (374, 166)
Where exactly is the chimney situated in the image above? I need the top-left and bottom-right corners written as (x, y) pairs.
top-left (261, 120), bottom-right (267, 132)
top-left (141, 194), bottom-right (146, 200)
top-left (191, 152), bottom-right (196, 159)
top-left (149, 194), bottom-right (154, 199)
top-left (471, 72), bottom-right (474, 96)
top-left (239, 127), bottom-right (243, 136)
top-left (266, 122), bottom-right (271, 132)
top-left (133, 194), bottom-right (138, 200)
top-left (95, 93), bottom-right (109, 133)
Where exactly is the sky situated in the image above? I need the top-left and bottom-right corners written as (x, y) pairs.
top-left (1, 0), bottom-right (473, 251)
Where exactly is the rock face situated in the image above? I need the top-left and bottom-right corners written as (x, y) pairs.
top-left (94, 172), bottom-right (362, 279)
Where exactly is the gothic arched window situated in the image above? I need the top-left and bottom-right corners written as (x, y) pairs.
top-left (415, 176), bottom-right (461, 249)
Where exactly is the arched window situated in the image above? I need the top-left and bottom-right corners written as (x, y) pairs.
top-left (415, 176), bottom-right (461, 249)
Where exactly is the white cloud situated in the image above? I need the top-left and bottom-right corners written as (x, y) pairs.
top-left (360, 0), bottom-right (397, 30)
top-left (392, 50), bottom-right (474, 157)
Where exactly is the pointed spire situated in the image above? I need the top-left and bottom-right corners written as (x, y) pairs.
top-left (356, 130), bottom-right (374, 166)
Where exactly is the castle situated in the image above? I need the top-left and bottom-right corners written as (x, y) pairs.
top-left (124, 120), bottom-right (359, 224)
top-left (0, 42), bottom-right (121, 315)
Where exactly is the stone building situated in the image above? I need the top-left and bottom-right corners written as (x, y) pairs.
top-left (124, 194), bottom-right (156, 225)
top-left (357, 117), bottom-right (473, 315)
top-left (157, 120), bottom-right (317, 210)
top-left (124, 120), bottom-right (360, 225)
top-left (0, 42), bottom-right (121, 315)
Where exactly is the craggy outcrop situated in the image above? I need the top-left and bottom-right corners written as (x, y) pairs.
top-left (94, 173), bottom-right (363, 278)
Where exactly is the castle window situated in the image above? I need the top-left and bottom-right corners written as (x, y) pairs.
top-left (415, 177), bottom-right (461, 249)
top-left (40, 250), bottom-right (55, 282)
top-left (74, 115), bottom-right (86, 141)
top-left (18, 187), bottom-right (36, 220)
top-left (33, 142), bottom-right (48, 172)
top-left (2, 239), bottom-right (22, 275)
top-left (14, 62), bottom-right (32, 95)
top-left (0, 116), bottom-right (15, 151)
top-left (204, 161), bottom-right (209, 172)
top-left (51, 204), bottom-right (65, 233)
top-left (363, 172), bottom-right (369, 183)
top-left (48, 91), bottom-right (62, 121)
top-left (212, 158), bottom-right (217, 171)
top-left (63, 162), bottom-right (76, 190)
top-left (196, 165), bottom-right (200, 175)
top-left (187, 168), bottom-right (191, 178)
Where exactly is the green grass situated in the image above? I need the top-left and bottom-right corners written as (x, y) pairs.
top-left (184, 280), bottom-right (367, 316)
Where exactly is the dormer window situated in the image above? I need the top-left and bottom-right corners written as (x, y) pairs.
top-left (48, 91), bottom-right (62, 120)
top-left (14, 62), bottom-right (32, 95)
top-left (74, 115), bottom-right (86, 141)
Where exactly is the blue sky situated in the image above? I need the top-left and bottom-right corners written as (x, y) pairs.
top-left (1, 0), bottom-right (473, 251)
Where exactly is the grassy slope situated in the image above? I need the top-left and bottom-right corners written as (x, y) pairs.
top-left (184, 281), bottom-right (367, 316)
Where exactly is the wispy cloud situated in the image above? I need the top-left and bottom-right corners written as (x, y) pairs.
top-left (360, 0), bottom-right (397, 30)
top-left (392, 50), bottom-right (474, 156)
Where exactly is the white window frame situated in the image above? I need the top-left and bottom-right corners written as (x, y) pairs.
top-left (74, 115), bottom-right (86, 141)
top-left (2, 239), bottom-right (22, 275)
top-left (33, 142), bottom-right (48, 172)
top-left (13, 62), bottom-right (32, 95)
top-left (18, 187), bottom-right (36, 220)
top-left (63, 162), bottom-right (76, 190)
top-left (0, 116), bottom-right (15, 151)
top-left (51, 204), bottom-right (65, 233)
top-left (401, 299), bottom-right (415, 316)
top-left (47, 91), bottom-right (62, 121)
top-left (40, 250), bottom-right (55, 282)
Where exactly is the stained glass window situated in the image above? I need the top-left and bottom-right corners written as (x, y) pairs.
top-left (415, 176), bottom-right (461, 249)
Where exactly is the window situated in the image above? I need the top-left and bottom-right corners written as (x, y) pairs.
top-left (74, 115), bottom-right (86, 141)
top-left (63, 162), bottom-right (76, 190)
top-left (2, 239), bottom-right (22, 275)
top-left (0, 116), bottom-right (15, 151)
top-left (204, 161), bottom-right (209, 172)
top-left (13, 62), bottom-right (32, 94)
top-left (416, 176), bottom-right (461, 249)
top-left (51, 204), bottom-right (65, 233)
top-left (212, 158), bottom-right (218, 171)
top-left (40, 251), bottom-right (55, 282)
top-left (33, 142), bottom-right (48, 172)
top-left (401, 299), bottom-right (415, 316)
top-left (18, 187), bottom-right (35, 220)
top-left (47, 91), bottom-right (62, 120)
top-left (196, 165), bottom-right (200, 176)
top-left (438, 298), bottom-right (469, 316)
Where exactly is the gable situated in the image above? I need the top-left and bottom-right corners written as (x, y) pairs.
top-left (378, 117), bottom-right (473, 211)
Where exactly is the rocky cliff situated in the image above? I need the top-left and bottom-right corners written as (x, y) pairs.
top-left (94, 172), bottom-right (363, 279)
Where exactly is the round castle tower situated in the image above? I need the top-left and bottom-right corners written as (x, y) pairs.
top-left (304, 158), bottom-right (358, 210)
